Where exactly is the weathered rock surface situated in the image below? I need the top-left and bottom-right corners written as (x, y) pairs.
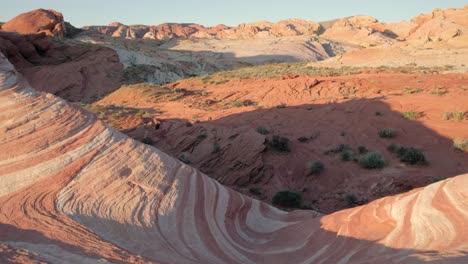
top-left (0, 31), bottom-right (123, 102)
top-left (1, 52), bottom-right (468, 263)
top-left (1, 9), bottom-right (67, 37)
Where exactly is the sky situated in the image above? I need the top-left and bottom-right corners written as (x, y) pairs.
top-left (0, 0), bottom-right (466, 27)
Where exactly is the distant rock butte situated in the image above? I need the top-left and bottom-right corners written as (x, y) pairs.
top-left (83, 19), bottom-right (324, 40)
top-left (1, 52), bottom-right (468, 263)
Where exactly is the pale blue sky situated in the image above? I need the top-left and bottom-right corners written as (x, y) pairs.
top-left (0, 0), bottom-right (466, 27)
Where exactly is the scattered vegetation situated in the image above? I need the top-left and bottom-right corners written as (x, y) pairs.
top-left (185, 121), bottom-right (193, 127)
top-left (140, 137), bottom-right (154, 145)
top-left (276, 103), bottom-right (287, 109)
top-left (403, 87), bottom-right (423, 94)
top-left (197, 133), bottom-right (208, 140)
top-left (343, 193), bottom-right (358, 207)
top-left (388, 145), bottom-right (427, 165)
top-left (249, 187), bottom-right (263, 196)
top-left (378, 129), bottom-right (396, 138)
top-left (297, 136), bottom-right (309, 143)
top-left (359, 152), bottom-right (385, 169)
top-left (358, 146), bottom-right (368, 154)
top-left (212, 143), bottom-right (221, 153)
top-left (340, 131), bottom-right (346, 137)
top-left (272, 190), bottom-right (302, 208)
top-left (430, 87), bottom-right (448, 95)
top-left (375, 111), bottom-right (383, 116)
top-left (453, 139), bottom-right (468, 152)
top-left (268, 135), bottom-right (290, 152)
top-left (230, 100), bottom-right (245, 108)
top-left (308, 161), bottom-right (325, 175)
top-left (341, 148), bottom-right (355, 161)
top-left (443, 111), bottom-right (466, 121)
top-left (402, 111), bottom-right (422, 120)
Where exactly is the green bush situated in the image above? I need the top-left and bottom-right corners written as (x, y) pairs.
top-left (343, 193), bottom-right (358, 207)
top-left (309, 161), bottom-right (324, 175)
top-left (388, 145), bottom-right (427, 165)
top-left (378, 129), bottom-right (395, 138)
top-left (359, 152), bottom-right (385, 169)
top-left (341, 149), bottom-right (355, 161)
top-left (256, 127), bottom-right (270, 135)
top-left (396, 147), bottom-right (427, 165)
top-left (268, 135), bottom-right (290, 152)
top-left (272, 190), bottom-right (302, 208)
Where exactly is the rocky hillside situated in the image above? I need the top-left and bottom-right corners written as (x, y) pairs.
top-left (82, 5), bottom-right (468, 48)
top-left (1, 52), bottom-right (468, 263)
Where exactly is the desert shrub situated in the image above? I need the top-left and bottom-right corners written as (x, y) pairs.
top-left (185, 121), bottom-right (193, 127)
top-left (397, 147), bottom-right (426, 165)
top-left (358, 146), bottom-right (368, 154)
top-left (140, 137), bottom-right (154, 145)
top-left (256, 127), bottom-right (270, 135)
top-left (430, 89), bottom-right (448, 95)
top-left (443, 111), bottom-right (466, 121)
top-left (359, 152), bottom-right (385, 169)
top-left (340, 131), bottom-right (346, 137)
top-left (341, 149), bottom-right (355, 161)
top-left (297, 136), bottom-right (309, 143)
top-left (404, 87), bottom-right (423, 94)
top-left (272, 190), bottom-right (302, 208)
top-left (375, 111), bottom-right (382, 116)
top-left (249, 187), bottom-right (263, 196)
top-left (268, 135), bottom-right (290, 152)
top-left (212, 143), bottom-right (221, 153)
top-left (388, 145), bottom-right (427, 165)
top-left (197, 133), bottom-right (208, 140)
top-left (230, 100), bottom-right (245, 108)
top-left (402, 111), bottom-right (422, 120)
top-left (276, 103), bottom-right (287, 109)
top-left (343, 193), bottom-right (358, 207)
top-left (378, 129), bottom-right (395, 138)
top-left (453, 139), bottom-right (468, 152)
top-left (309, 161), bottom-right (324, 175)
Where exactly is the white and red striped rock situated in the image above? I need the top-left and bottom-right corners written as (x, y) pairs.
top-left (0, 53), bottom-right (467, 263)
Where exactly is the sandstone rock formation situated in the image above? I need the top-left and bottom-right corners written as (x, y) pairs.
top-left (1, 9), bottom-right (67, 37)
top-left (1, 52), bottom-right (467, 263)
top-left (85, 19), bottom-right (323, 41)
top-left (0, 31), bottom-right (123, 102)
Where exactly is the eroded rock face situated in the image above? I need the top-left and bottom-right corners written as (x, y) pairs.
top-left (1, 53), bottom-right (467, 263)
top-left (0, 31), bottom-right (123, 102)
top-left (1, 9), bottom-right (67, 37)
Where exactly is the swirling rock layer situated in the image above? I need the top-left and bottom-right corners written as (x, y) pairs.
top-left (0, 53), bottom-right (467, 263)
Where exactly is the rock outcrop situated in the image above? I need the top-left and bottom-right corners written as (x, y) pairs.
top-left (1, 9), bottom-right (67, 37)
top-left (0, 31), bottom-right (123, 102)
top-left (1, 53), bottom-right (467, 263)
